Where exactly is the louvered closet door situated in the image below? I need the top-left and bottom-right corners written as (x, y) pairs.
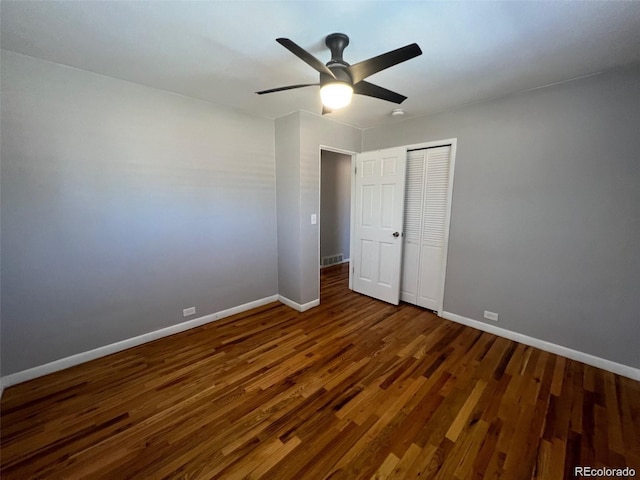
top-left (400, 152), bottom-right (425, 304)
top-left (401, 146), bottom-right (452, 311)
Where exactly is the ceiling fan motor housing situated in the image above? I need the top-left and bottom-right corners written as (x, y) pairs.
top-left (323, 33), bottom-right (352, 86)
top-left (326, 33), bottom-right (350, 64)
top-left (320, 68), bottom-right (352, 87)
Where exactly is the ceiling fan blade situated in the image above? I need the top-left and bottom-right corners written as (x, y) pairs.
top-left (353, 81), bottom-right (407, 104)
top-left (276, 38), bottom-right (337, 79)
top-left (322, 105), bottom-right (332, 115)
top-left (256, 83), bottom-right (319, 95)
top-left (347, 43), bottom-right (422, 84)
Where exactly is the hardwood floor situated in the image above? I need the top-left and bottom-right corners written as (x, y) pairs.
top-left (1, 263), bottom-right (639, 479)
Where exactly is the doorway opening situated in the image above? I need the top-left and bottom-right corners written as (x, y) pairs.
top-left (319, 147), bottom-right (355, 301)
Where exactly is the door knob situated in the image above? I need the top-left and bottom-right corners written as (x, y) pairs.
top-left (392, 232), bottom-right (400, 237)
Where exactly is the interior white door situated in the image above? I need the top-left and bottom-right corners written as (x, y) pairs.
top-left (352, 147), bottom-right (407, 305)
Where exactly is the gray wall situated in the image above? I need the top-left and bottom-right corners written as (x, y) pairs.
top-left (275, 113), bottom-right (301, 303)
top-left (320, 150), bottom-right (351, 262)
top-left (1, 51), bottom-right (278, 375)
top-left (363, 65), bottom-right (640, 369)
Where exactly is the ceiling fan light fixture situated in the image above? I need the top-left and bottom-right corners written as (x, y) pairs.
top-left (257, 34), bottom-right (422, 114)
top-left (320, 82), bottom-right (353, 110)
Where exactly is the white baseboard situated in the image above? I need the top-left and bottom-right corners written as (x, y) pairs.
top-left (442, 311), bottom-right (640, 381)
top-left (278, 295), bottom-right (320, 312)
top-left (1, 295), bottom-right (279, 389)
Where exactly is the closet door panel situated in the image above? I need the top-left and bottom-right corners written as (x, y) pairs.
top-left (417, 146), bottom-right (451, 311)
top-left (417, 245), bottom-right (442, 310)
top-left (421, 148), bottom-right (450, 247)
top-left (400, 151), bottom-right (425, 303)
top-left (400, 242), bottom-right (420, 303)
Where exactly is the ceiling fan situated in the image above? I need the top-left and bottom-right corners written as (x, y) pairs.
top-left (256, 33), bottom-right (422, 114)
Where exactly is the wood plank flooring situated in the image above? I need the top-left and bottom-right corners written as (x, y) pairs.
top-left (1, 263), bottom-right (639, 479)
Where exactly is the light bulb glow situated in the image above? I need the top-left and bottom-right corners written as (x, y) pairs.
top-left (320, 82), bottom-right (353, 110)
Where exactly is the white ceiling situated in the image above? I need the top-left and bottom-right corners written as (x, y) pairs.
top-left (2, 1), bottom-right (640, 128)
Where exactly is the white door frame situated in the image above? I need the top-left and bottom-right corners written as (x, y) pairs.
top-left (349, 138), bottom-right (457, 315)
top-left (318, 145), bottom-right (358, 302)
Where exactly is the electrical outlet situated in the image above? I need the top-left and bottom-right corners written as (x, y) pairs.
top-left (183, 307), bottom-right (196, 317)
top-left (484, 310), bottom-right (499, 322)
top-left (311, 214), bottom-right (317, 225)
